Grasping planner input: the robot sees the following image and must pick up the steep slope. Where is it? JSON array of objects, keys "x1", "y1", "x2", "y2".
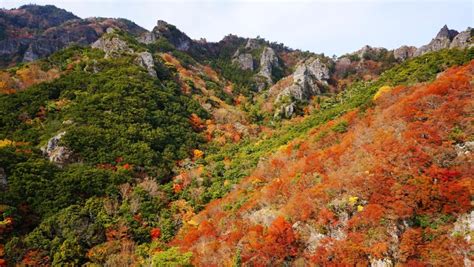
[
  {"x1": 0, "y1": 4, "x2": 473, "y2": 266},
  {"x1": 172, "y1": 52, "x2": 473, "y2": 266},
  {"x1": 0, "y1": 5, "x2": 146, "y2": 67}
]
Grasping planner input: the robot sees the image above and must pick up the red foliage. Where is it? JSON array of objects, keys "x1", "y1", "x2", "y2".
[
  {"x1": 150, "y1": 228, "x2": 161, "y2": 240},
  {"x1": 242, "y1": 217, "x2": 297, "y2": 265}
]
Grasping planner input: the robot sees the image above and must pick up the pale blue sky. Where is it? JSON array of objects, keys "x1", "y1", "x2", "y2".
[{"x1": 1, "y1": 0, "x2": 473, "y2": 55}]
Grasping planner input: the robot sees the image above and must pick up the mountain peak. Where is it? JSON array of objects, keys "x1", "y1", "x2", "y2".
[{"x1": 435, "y1": 24, "x2": 459, "y2": 40}]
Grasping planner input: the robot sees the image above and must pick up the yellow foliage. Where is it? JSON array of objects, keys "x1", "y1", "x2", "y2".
[
  {"x1": 348, "y1": 196, "x2": 359, "y2": 206},
  {"x1": 187, "y1": 219, "x2": 199, "y2": 226},
  {"x1": 357, "y1": 205, "x2": 364, "y2": 212},
  {"x1": 373, "y1": 85, "x2": 392, "y2": 100},
  {"x1": 193, "y1": 149, "x2": 204, "y2": 159},
  {"x1": 0, "y1": 139, "x2": 14, "y2": 148}
]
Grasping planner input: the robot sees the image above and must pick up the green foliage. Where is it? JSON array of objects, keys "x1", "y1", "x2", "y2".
[
  {"x1": 19, "y1": 198, "x2": 107, "y2": 263},
  {"x1": 332, "y1": 120, "x2": 349, "y2": 133},
  {"x1": 211, "y1": 59, "x2": 255, "y2": 97},
  {"x1": 151, "y1": 247, "x2": 193, "y2": 267}
]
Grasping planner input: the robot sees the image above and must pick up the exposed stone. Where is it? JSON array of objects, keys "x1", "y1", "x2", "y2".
[
  {"x1": 452, "y1": 211, "x2": 474, "y2": 267},
  {"x1": 91, "y1": 30, "x2": 133, "y2": 58},
  {"x1": 258, "y1": 46, "x2": 280, "y2": 85},
  {"x1": 415, "y1": 25, "x2": 459, "y2": 56},
  {"x1": 135, "y1": 51, "x2": 157, "y2": 77},
  {"x1": 271, "y1": 57, "x2": 329, "y2": 118},
  {"x1": 138, "y1": 32, "x2": 156, "y2": 44},
  {"x1": 393, "y1": 45, "x2": 417, "y2": 61},
  {"x1": 41, "y1": 132, "x2": 75, "y2": 166},
  {"x1": 152, "y1": 20, "x2": 192, "y2": 51},
  {"x1": 452, "y1": 211, "x2": 474, "y2": 242},
  {"x1": 232, "y1": 53, "x2": 254, "y2": 71},
  {"x1": 450, "y1": 28, "x2": 473, "y2": 49},
  {"x1": 352, "y1": 45, "x2": 388, "y2": 60},
  {"x1": 245, "y1": 207, "x2": 278, "y2": 227},
  {"x1": 370, "y1": 258, "x2": 394, "y2": 267},
  {"x1": 455, "y1": 141, "x2": 474, "y2": 157},
  {"x1": 0, "y1": 167, "x2": 7, "y2": 187},
  {"x1": 292, "y1": 222, "x2": 325, "y2": 253},
  {"x1": 245, "y1": 38, "x2": 261, "y2": 50}
]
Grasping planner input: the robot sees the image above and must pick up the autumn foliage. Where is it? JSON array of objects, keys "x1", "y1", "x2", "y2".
[{"x1": 172, "y1": 61, "x2": 474, "y2": 265}]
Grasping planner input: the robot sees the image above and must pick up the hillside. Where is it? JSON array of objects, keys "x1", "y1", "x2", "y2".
[{"x1": 0, "y1": 4, "x2": 473, "y2": 267}]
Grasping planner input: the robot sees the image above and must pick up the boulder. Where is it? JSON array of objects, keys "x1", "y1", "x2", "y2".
[
  {"x1": 135, "y1": 51, "x2": 157, "y2": 77},
  {"x1": 41, "y1": 132, "x2": 75, "y2": 166}
]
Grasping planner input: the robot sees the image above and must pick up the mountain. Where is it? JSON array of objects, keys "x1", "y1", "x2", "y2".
[
  {"x1": 0, "y1": 5, "x2": 146, "y2": 66},
  {"x1": 0, "y1": 4, "x2": 472, "y2": 266}
]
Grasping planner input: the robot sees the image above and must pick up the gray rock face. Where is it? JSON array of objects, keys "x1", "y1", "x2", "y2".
[
  {"x1": 152, "y1": 20, "x2": 192, "y2": 51},
  {"x1": 0, "y1": 167, "x2": 7, "y2": 187},
  {"x1": 245, "y1": 38, "x2": 260, "y2": 50},
  {"x1": 138, "y1": 32, "x2": 156, "y2": 44},
  {"x1": 91, "y1": 29, "x2": 133, "y2": 58},
  {"x1": 272, "y1": 57, "x2": 329, "y2": 118},
  {"x1": 135, "y1": 51, "x2": 157, "y2": 77},
  {"x1": 450, "y1": 28, "x2": 473, "y2": 49},
  {"x1": 414, "y1": 25, "x2": 461, "y2": 56},
  {"x1": 232, "y1": 52, "x2": 254, "y2": 70},
  {"x1": 258, "y1": 46, "x2": 279, "y2": 85},
  {"x1": 353, "y1": 45, "x2": 387, "y2": 60},
  {"x1": 393, "y1": 45, "x2": 417, "y2": 61},
  {"x1": 41, "y1": 132, "x2": 75, "y2": 165}
]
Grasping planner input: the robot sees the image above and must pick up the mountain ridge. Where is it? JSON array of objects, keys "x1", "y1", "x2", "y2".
[{"x1": 0, "y1": 4, "x2": 472, "y2": 267}]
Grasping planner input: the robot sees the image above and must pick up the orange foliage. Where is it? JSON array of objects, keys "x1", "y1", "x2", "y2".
[{"x1": 172, "y1": 61, "x2": 474, "y2": 266}]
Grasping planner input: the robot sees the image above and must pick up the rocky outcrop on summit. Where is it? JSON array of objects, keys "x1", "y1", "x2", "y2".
[
  {"x1": 0, "y1": 5, "x2": 146, "y2": 66},
  {"x1": 91, "y1": 28, "x2": 133, "y2": 58},
  {"x1": 151, "y1": 20, "x2": 192, "y2": 51},
  {"x1": 414, "y1": 25, "x2": 461, "y2": 56},
  {"x1": 450, "y1": 28, "x2": 473, "y2": 49},
  {"x1": 352, "y1": 45, "x2": 388, "y2": 60},
  {"x1": 393, "y1": 45, "x2": 417, "y2": 61},
  {"x1": 258, "y1": 47, "x2": 280, "y2": 85},
  {"x1": 271, "y1": 57, "x2": 330, "y2": 117}
]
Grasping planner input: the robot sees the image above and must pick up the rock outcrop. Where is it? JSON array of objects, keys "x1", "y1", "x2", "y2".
[
  {"x1": 0, "y1": 5, "x2": 146, "y2": 66},
  {"x1": 232, "y1": 52, "x2": 254, "y2": 71},
  {"x1": 450, "y1": 28, "x2": 473, "y2": 49},
  {"x1": 393, "y1": 45, "x2": 417, "y2": 61},
  {"x1": 258, "y1": 46, "x2": 280, "y2": 85},
  {"x1": 41, "y1": 132, "x2": 75, "y2": 166},
  {"x1": 415, "y1": 25, "x2": 460, "y2": 56},
  {"x1": 91, "y1": 28, "x2": 133, "y2": 58},
  {"x1": 271, "y1": 57, "x2": 330, "y2": 117},
  {"x1": 135, "y1": 51, "x2": 157, "y2": 77},
  {"x1": 151, "y1": 20, "x2": 192, "y2": 51}
]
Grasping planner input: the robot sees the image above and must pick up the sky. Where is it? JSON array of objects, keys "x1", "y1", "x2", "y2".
[{"x1": 1, "y1": 0, "x2": 473, "y2": 56}]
